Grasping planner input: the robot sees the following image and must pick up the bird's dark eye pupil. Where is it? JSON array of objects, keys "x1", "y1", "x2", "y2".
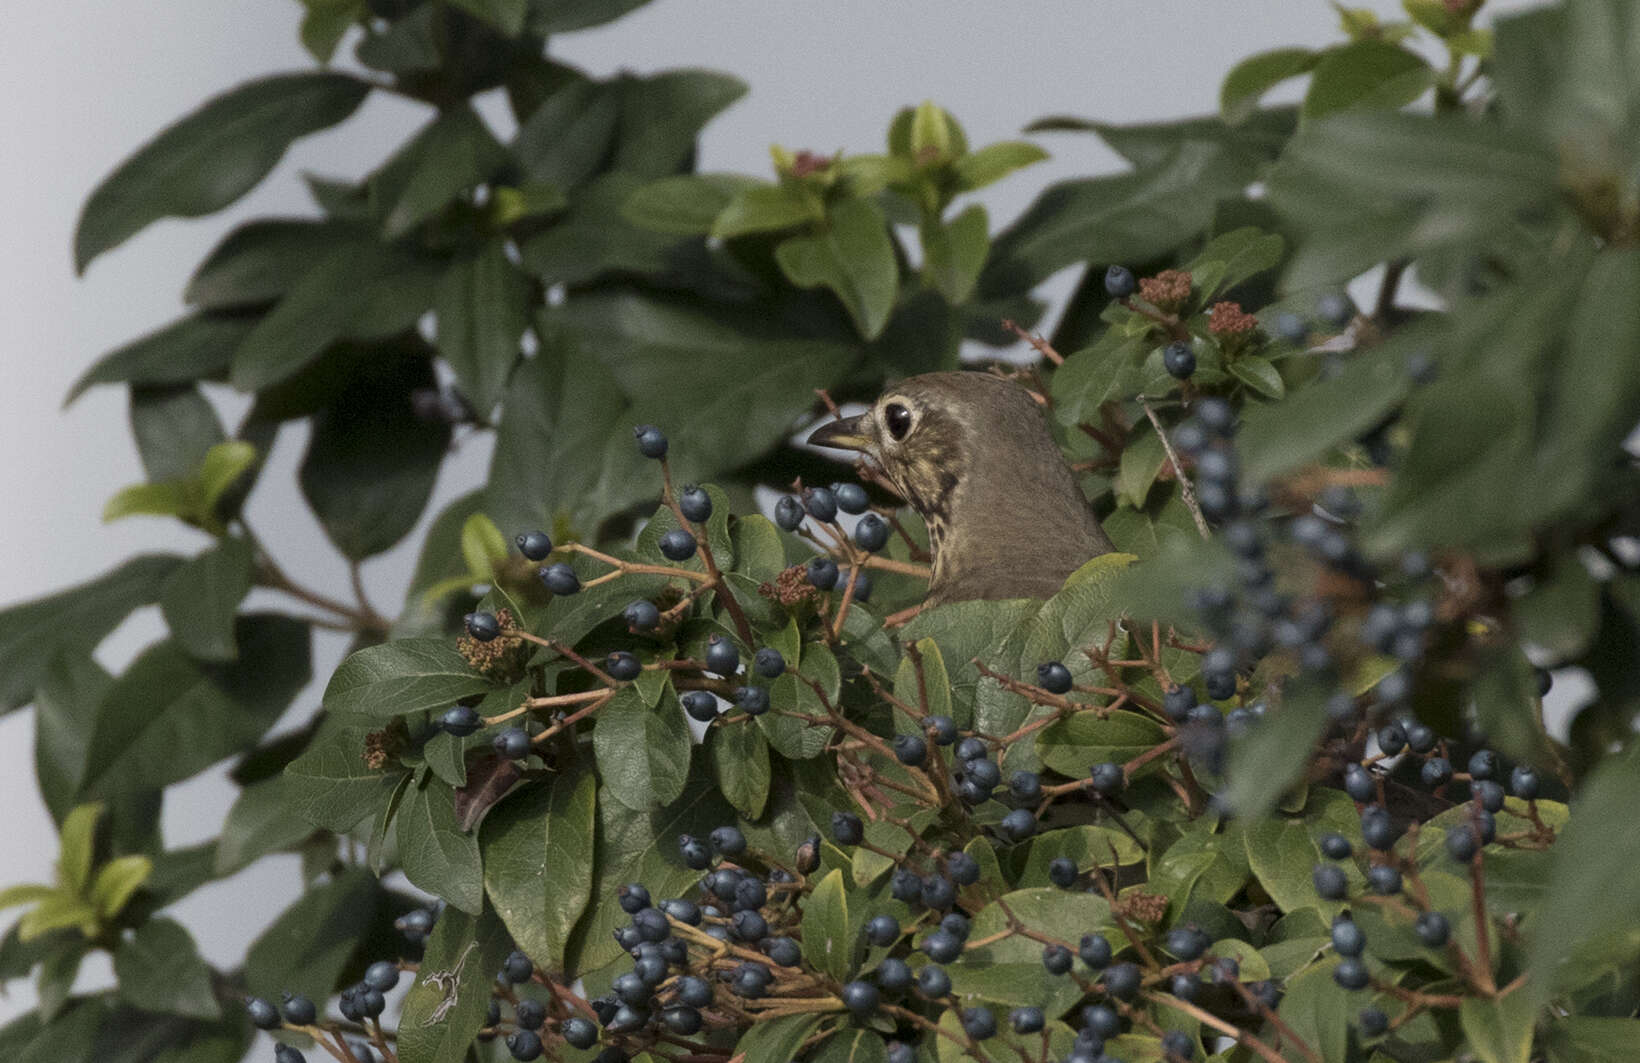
[{"x1": 885, "y1": 403, "x2": 912, "y2": 441}]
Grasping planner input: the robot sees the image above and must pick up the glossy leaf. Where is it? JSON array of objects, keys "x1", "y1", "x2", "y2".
[
  {"x1": 436, "y1": 240, "x2": 531, "y2": 416},
  {"x1": 33, "y1": 657, "x2": 112, "y2": 824},
  {"x1": 283, "y1": 712, "x2": 405, "y2": 832},
  {"x1": 371, "y1": 105, "x2": 509, "y2": 239},
  {"x1": 482, "y1": 771, "x2": 595, "y2": 969},
  {"x1": 1221, "y1": 47, "x2": 1319, "y2": 124},
  {"x1": 112, "y1": 918, "x2": 219, "y2": 1019},
  {"x1": 397, "y1": 777, "x2": 485, "y2": 915},
  {"x1": 244, "y1": 868, "x2": 378, "y2": 1002},
  {"x1": 594, "y1": 686, "x2": 692, "y2": 811},
  {"x1": 324, "y1": 638, "x2": 494, "y2": 718},
  {"x1": 214, "y1": 774, "x2": 316, "y2": 876},
  {"x1": 159, "y1": 537, "x2": 253, "y2": 662},
  {"x1": 775, "y1": 197, "x2": 899, "y2": 339},
  {"x1": 801, "y1": 869, "x2": 852, "y2": 982},
  {"x1": 397, "y1": 906, "x2": 512, "y2": 1063}
]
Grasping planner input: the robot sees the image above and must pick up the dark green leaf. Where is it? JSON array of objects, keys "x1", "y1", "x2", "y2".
[
  {"x1": 922, "y1": 204, "x2": 989, "y2": 304},
  {"x1": 1036, "y1": 710, "x2": 1167, "y2": 777},
  {"x1": 524, "y1": 0, "x2": 656, "y2": 34},
  {"x1": 711, "y1": 719, "x2": 771, "y2": 818},
  {"x1": 610, "y1": 69, "x2": 747, "y2": 178},
  {"x1": 1221, "y1": 48, "x2": 1320, "y2": 125},
  {"x1": 370, "y1": 105, "x2": 509, "y2": 239},
  {"x1": 801, "y1": 868, "x2": 852, "y2": 982},
  {"x1": 518, "y1": 174, "x2": 696, "y2": 288},
  {"x1": 1301, "y1": 40, "x2": 1434, "y2": 119},
  {"x1": 622, "y1": 173, "x2": 759, "y2": 235},
  {"x1": 1222, "y1": 680, "x2": 1329, "y2": 819},
  {"x1": 185, "y1": 219, "x2": 367, "y2": 309},
  {"x1": 397, "y1": 776, "x2": 485, "y2": 914},
  {"x1": 737, "y1": 1014, "x2": 824, "y2": 1063},
  {"x1": 1238, "y1": 343, "x2": 1413, "y2": 483},
  {"x1": 283, "y1": 713, "x2": 405, "y2": 832},
  {"x1": 112, "y1": 917, "x2": 219, "y2": 1019},
  {"x1": 299, "y1": 347, "x2": 450, "y2": 560},
  {"x1": 513, "y1": 76, "x2": 621, "y2": 188},
  {"x1": 594, "y1": 686, "x2": 692, "y2": 811},
  {"x1": 1116, "y1": 424, "x2": 1168, "y2": 509},
  {"x1": 130, "y1": 385, "x2": 224, "y2": 483},
  {"x1": 1186, "y1": 226, "x2": 1286, "y2": 300},
  {"x1": 482, "y1": 771, "x2": 595, "y2": 969},
  {"x1": 1228, "y1": 354, "x2": 1285, "y2": 399},
  {"x1": 955, "y1": 889, "x2": 1111, "y2": 1015},
  {"x1": 33, "y1": 656, "x2": 112, "y2": 824},
  {"x1": 297, "y1": 0, "x2": 362, "y2": 64},
  {"x1": 1542, "y1": 1016, "x2": 1640, "y2": 1063},
  {"x1": 398, "y1": 489, "x2": 486, "y2": 635},
  {"x1": 215, "y1": 774, "x2": 317, "y2": 876},
  {"x1": 1275, "y1": 962, "x2": 1351, "y2": 1063},
  {"x1": 66, "y1": 316, "x2": 251, "y2": 404},
  {"x1": 398, "y1": 906, "x2": 511, "y2": 1063},
  {"x1": 776, "y1": 198, "x2": 899, "y2": 339},
  {"x1": 435, "y1": 240, "x2": 530, "y2": 417},
  {"x1": 75, "y1": 72, "x2": 370, "y2": 272},
  {"x1": 245, "y1": 868, "x2": 378, "y2": 1002},
  {"x1": 1517, "y1": 558, "x2": 1601, "y2": 660},
  {"x1": 712, "y1": 183, "x2": 819, "y2": 239},
  {"x1": 1460, "y1": 992, "x2": 1536, "y2": 1063},
  {"x1": 159, "y1": 537, "x2": 253, "y2": 662},
  {"x1": 324, "y1": 638, "x2": 495, "y2": 719},
  {"x1": 1471, "y1": 645, "x2": 1559, "y2": 774},
  {"x1": 448, "y1": 0, "x2": 526, "y2": 34},
  {"x1": 81, "y1": 615, "x2": 310, "y2": 796}
]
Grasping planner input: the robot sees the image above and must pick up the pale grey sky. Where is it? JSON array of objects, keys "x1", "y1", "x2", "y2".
[{"x1": 0, "y1": 0, "x2": 1543, "y2": 1027}]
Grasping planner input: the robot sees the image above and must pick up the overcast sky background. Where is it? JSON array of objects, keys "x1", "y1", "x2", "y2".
[{"x1": 0, "y1": 0, "x2": 1545, "y2": 1026}]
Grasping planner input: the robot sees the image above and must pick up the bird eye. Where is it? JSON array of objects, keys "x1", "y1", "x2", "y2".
[{"x1": 884, "y1": 403, "x2": 912, "y2": 441}]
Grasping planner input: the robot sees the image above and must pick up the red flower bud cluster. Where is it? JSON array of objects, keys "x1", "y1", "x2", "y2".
[{"x1": 1139, "y1": 269, "x2": 1193, "y2": 312}]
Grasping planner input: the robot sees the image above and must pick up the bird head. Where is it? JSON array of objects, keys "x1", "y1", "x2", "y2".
[{"x1": 807, "y1": 371, "x2": 1112, "y2": 604}]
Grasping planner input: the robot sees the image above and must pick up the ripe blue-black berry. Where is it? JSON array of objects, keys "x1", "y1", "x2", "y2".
[
  {"x1": 886, "y1": 1043, "x2": 915, "y2": 1063},
  {"x1": 1367, "y1": 864, "x2": 1401, "y2": 895},
  {"x1": 681, "y1": 690, "x2": 718, "y2": 722},
  {"x1": 502, "y1": 950, "x2": 534, "y2": 984},
  {"x1": 850, "y1": 570, "x2": 873, "y2": 602},
  {"x1": 1344, "y1": 763, "x2": 1374, "y2": 802},
  {"x1": 1163, "y1": 341, "x2": 1197, "y2": 380},
  {"x1": 831, "y1": 811, "x2": 864, "y2": 846},
  {"x1": 804, "y1": 487, "x2": 838, "y2": 523},
  {"x1": 916, "y1": 965, "x2": 951, "y2": 996},
  {"x1": 1162, "y1": 1029, "x2": 1195, "y2": 1060},
  {"x1": 1318, "y1": 292, "x2": 1354, "y2": 327},
  {"x1": 364, "y1": 961, "x2": 399, "y2": 992},
  {"x1": 1171, "y1": 972, "x2": 1201, "y2": 1001},
  {"x1": 1204, "y1": 666, "x2": 1237, "y2": 701},
  {"x1": 1043, "y1": 943, "x2": 1073, "y2": 974},
  {"x1": 678, "y1": 834, "x2": 710, "y2": 869},
  {"x1": 1037, "y1": 661, "x2": 1073, "y2": 694},
  {"x1": 893, "y1": 733, "x2": 927, "y2": 765},
  {"x1": 606, "y1": 651, "x2": 641, "y2": 682},
  {"x1": 1105, "y1": 265, "x2": 1137, "y2": 298},
  {"x1": 1405, "y1": 721, "x2": 1437, "y2": 753},
  {"x1": 762, "y1": 935, "x2": 800, "y2": 966},
  {"x1": 1088, "y1": 762, "x2": 1124, "y2": 796},
  {"x1": 1313, "y1": 864, "x2": 1348, "y2": 900},
  {"x1": 664, "y1": 1006, "x2": 702, "y2": 1035},
  {"x1": 1320, "y1": 833, "x2": 1352, "y2": 860},
  {"x1": 281, "y1": 993, "x2": 316, "y2": 1025},
  {"x1": 961, "y1": 1007, "x2": 997, "y2": 1040},
  {"x1": 1010, "y1": 770, "x2": 1042, "y2": 803},
  {"x1": 1360, "y1": 806, "x2": 1397, "y2": 851},
  {"x1": 832, "y1": 482, "x2": 869, "y2": 514},
  {"x1": 735, "y1": 686, "x2": 769, "y2": 716},
  {"x1": 865, "y1": 915, "x2": 900, "y2": 946},
  {"x1": 464, "y1": 611, "x2": 500, "y2": 642},
  {"x1": 396, "y1": 908, "x2": 434, "y2": 941},
  {"x1": 920, "y1": 875, "x2": 956, "y2": 910},
  {"x1": 508, "y1": 1031, "x2": 544, "y2": 1061},
  {"x1": 441, "y1": 705, "x2": 481, "y2": 737},
  {"x1": 705, "y1": 635, "x2": 739, "y2": 676},
  {"x1": 1474, "y1": 780, "x2": 1505, "y2": 812},
  {"x1": 1333, "y1": 956, "x2": 1370, "y2": 990},
  {"x1": 774, "y1": 495, "x2": 804, "y2": 531},
  {"x1": 999, "y1": 808, "x2": 1035, "y2": 841},
  {"x1": 806, "y1": 557, "x2": 839, "y2": 590},
  {"x1": 1174, "y1": 419, "x2": 1209, "y2": 455},
  {"x1": 1195, "y1": 397, "x2": 1235, "y2": 436},
  {"x1": 1251, "y1": 980, "x2": 1282, "y2": 1008},
  {"x1": 659, "y1": 529, "x2": 697, "y2": 562},
  {"x1": 1103, "y1": 962, "x2": 1141, "y2": 1000},
  {"x1": 678, "y1": 485, "x2": 712, "y2": 523},
  {"x1": 336, "y1": 989, "x2": 362, "y2": 1021},
  {"x1": 515, "y1": 998, "x2": 546, "y2": 1030},
  {"x1": 753, "y1": 647, "x2": 785, "y2": 678},
  {"x1": 965, "y1": 758, "x2": 1001, "y2": 791},
  {"x1": 632, "y1": 909, "x2": 670, "y2": 943},
  {"x1": 734, "y1": 878, "x2": 767, "y2": 911},
  {"x1": 606, "y1": 1005, "x2": 647, "y2": 1033},
  {"x1": 624, "y1": 600, "x2": 660, "y2": 631},
  {"x1": 955, "y1": 736, "x2": 987, "y2": 762},
  {"x1": 540, "y1": 563, "x2": 579, "y2": 595},
  {"x1": 675, "y1": 976, "x2": 712, "y2": 1008},
  {"x1": 1414, "y1": 910, "x2": 1450, "y2": 947},
  {"x1": 633, "y1": 425, "x2": 668, "y2": 459},
  {"x1": 1467, "y1": 749, "x2": 1498, "y2": 780},
  {"x1": 926, "y1": 715, "x2": 957, "y2": 745},
  {"x1": 1048, "y1": 857, "x2": 1077, "y2": 888},
  {"x1": 275, "y1": 1046, "x2": 307, "y2": 1063},
  {"x1": 516, "y1": 530, "x2": 552, "y2": 560},
  {"x1": 1358, "y1": 1007, "x2": 1389, "y2": 1037},
  {"x1": 890, "y1": 869, "x2": 920, "y2": 903},
  {"x1": 1446, "y1": 823, "x2": 1479, "y2": 861},
  {"x1": 731, "y1": 910, "x2": 768, "y2": 942},
  {"x1": 1078, "y1": 933, "x2": 1112, "y2": 969},
  {"x1": 709, "y1": 825, "x2": 746, "y2": 855},
  {"x1": 1010, "y1": 1006, "x2": 1045, "y2": 1034},
  {"x1": 244, "y1": 990, "x2": 280, "y2": 1023},
  {"x1": 841, "y1": 981, "x2": 879, "y2": 1013},
  {"x1": 1376, "y1": 721, "x2": 1407, "y2": 755},
  {"x1": 1509, "y1": 764, "x2": 1539, "y2": 799},
  {"x1": 877, "y1": 957, "x2": 912, "y2": 991},
  {"x1": 1330, "y1": 917, "x2": 1365, "y2": 956},
  {"x1": 1421, "y1": 757, "x2": 1453, "y2": 788},
  {"x1": 854, "y1": 513, "x2": 889, "y2": 552},
  {"x1": 1163, "y1": 684, "x2": 1197, "y2": 721},
  {"x1": 1083, "y1": 1003, "x2": 1121, "y2": 1038},
  {"x1": 1166, "y1": 926, "x2": 1206, "y2": 961}
]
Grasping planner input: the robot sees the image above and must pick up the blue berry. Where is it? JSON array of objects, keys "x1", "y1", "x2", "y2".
[
  {"x1": 841, "y1": 980, "x2": 879, "y2": 1013},
  {"x1": 1163, "y1": 684, "x2": 1197, "y2": 721},
  {"x1": 606, "y1": 651, "x2": 641, "y2": 682},
  {"x1": 675, "y1": 976, "x2": 712, "y2": 1008},
  {"x1": 663, "y1": 1006, "x2": 702, "y2": 1035},
  {"x1": 1467, "y1": 749, "x2": 1499, "y2": 780},
  {"x1": 541, "y1": 563, "x2": 580, "y2": 595},
  {"x1": 1163, "y1": 341, "x2": 1197, "y2": 380},
  {"x1": 1195, "y1": 397, "x2": 1235, "y2": 436},
  {"x1": 1162, "y1": 1029, "x2": 1195, "y2": 1060},
  {"x1": 441, "y1": 705, "x2": 481, "y2": 737},
  {"x1": 1358, "y1": 1007, "x2": 1388, "y2": 1037},
  {"x1": 1330, "y1": 917, "x2": 1365, "y2": 957},
  {"x1": 806, "y1": 557, "x2": 839, "y2": 590},
  {"x1": 850, "y1": 571, "x2": 872, "y2": 602},
  {"x1": 1360, "y1": 806, "x2": 1397, "y2": 851},
  {"x1": 1474, "y1": 779, "x2": 1505, "y2": 812},
  {"x1": 681, "y1": 690, "x2": 718, "y2": 722},
  {"x1": 396, "y1": 908, "x2": 434, "y2": 941},
  {"x1": 774, "y1": 495, "x2": 804, "y2": 531},
  {"x1": 1333, "y1": 956, "x2": 1369, "y2": 990},
  {"x1": 1170, "y1": 972, "x2": 1201, "y2": 1001},
  {"x1": 1367, "y1": 864, "x2": 1401, "y2": 895},
  {"x1": 1103, "y1": 962, "x2": 1141, "y2": 1000},
  {"x1": 965, "y1": 758, "x2": 1001, "y2": 791},
  {"x1": 1083, "y1": 1003, "x2": 1121, "y2": 1038},
  {"x1": 833, "y1": 483, "x2": 870, "y2": 514},
  {"x1": 678, "y1": 834, "x2": 711, "y2": 869},
  {"x1": 1415, "y1": 910, "x2": 1450, "y2": 946},
  {"x1": 1446, "y1": 823, "x2": 1479, "y2": 861},
  {"x1": 1421, "y1": 757, "x2": 1453, "y2": 788},
  {"x1": 508, "y1": 1032, "x2": 543, "y2": 1061},
  {"x1": 803, "y1": 487, "x2": 838, "y2": 523},
  {"x1": 1010, "y1": 1006, "x2": 1045, "y2": 1034},
  {"x1": 753, "y1": 647, "x2": 785, "y2": 678},
  {"x1": 890, "y1": 869, "x2": 921, "y2": 903},
  {"x1": 634, "y1": 425, "x2": 668, "y2": 458},
  {"x1": 1105, "y1": 265, "x2": 1137, "y2": 298},
  {"x1": 678, "y1": 485, "x2": 712, "y2": 523},
  {"x1": 955, "y1": 736, "x2": 988, "y2": 762},
  {"x1": 999, "y1": 808, "x2": 1035, "y2": 842},
  {"x1": 1376, "y1": 722, "x2": 1406, "y2": 755},
  {"x1": 705, "y1": 635, "x2": 739, "y2": 677},
  {"x1": 865, "y1": 915, "x2": 900, "y2": 946},
  {"x1": 493, "y1": 727, "x2": 531, "y2": 759},
  {"x1": 1313, "y1": 864, "x2": 1348, "y2": 900},
  {"x1": 1509, "y1": 764, "x2": 1539, "y2": 799},
  {"x1": 1037, "y1": 661, "x2": 1073, "y2": 694},
  {"x1": 364, "y1": 961, "x2": 399, "y2": 992},
  {"x1": 926, "y1": 716, "x2": 957, "y2": 745},
  {"x1": 516, "y1": 530, "x2": 552, "y2": 560},
  {"x1": 947, "y1": 852, "x2": 980, "y2": 885},
  {"x1": 464, "y1": 611, "x2": 500, "y2": 642},
  {"x1": 659, "y1": 529, "x2": 697, "y2": 562},
  {"x1": 632, "y1": 908, "x2": 670, "y2": 943},
  {"x1": 1089, "y1": 762, "x2": 1124, "y2": 796},
  {"x1": 961, "y1": 1007, "x2": 997, "y2": 1040},
  {"x1": 1319, "y1": 833, "x2": 1352, "y2": 860},
  {"x1": 1274, "y1": 312, "x2": 1308, "y2": 344},
  {"x1": 515, "y1": 998, "x2": 545, "y2": 1030},
  {"x1": 1404, "y1": 721, "x2": 1437, "y2": 753},
  {"x1": 275, "y1": 1046, "x2": 308, "y2": 1063},
  {"x1": 854, "y1": 513, "x2": 889, "y2": 552},
  {"x1": 1048, "y1": 857, "x2": 1077, "y2": 888},
  {"x1": 1078, "y1": 933, "x2": 1112, "y2": 969},
  {"x1": 831, "y1": 811, "x2": 864, "y2": 846},
  {"x1": 618, "y1": 883, "x2": 651, "y2": 914},
  {"x1": 877, "y1": 957, "x2": 912, "y2": 991},
  {"x1": 735, "y1": 686, "x2": 769, "y2": 716},
  {"x1": 1010, "y1": 770, "x2": 1042, "y2": 803},
  {"x1": 730, "y1": 910, "x2": 768, "y2": 942},
  {"x1": 624, "y1": 600, "x2": 660, "y2": 631},
  {"x1": 281, "y1": 993, "x2": 316, "y2": 1025},
  {"x1": 1166, "y1": 925, "x2": 1206, "y2": 961},
  {"x1": 502, "y1": 950, "x2": 534, "y2": 984},
  {"x1": 762, "y1": 936, "x2": 799, "y2": 966},
  {"x1": 1042, "y1": 943, "x2": 1073, "y2": 974},
  {"x1": 1344, "y1": 763, "x2": 1374, "y2": 802},
  {"x1": 709, "y1": 825, "x2": 746, "y2": 855},
  {"x1": 916, "y1": 965, "x2": 951, "y2": 997},
  {"x1": 886, "y1": 1043, "x2": 915, "y2": 1063},
  {"x1": 893, "y1": 733, "x2": 927, "y2": 765},
  {"x1": 1318, "y1": 292, "x2": 1354, "y2": 327},
  {"x1": 923, "y1": 929, "x2": 962, "y2": 964},
  {"x1": 920, "y1": 875, "x2": 956, "y2": 910}
]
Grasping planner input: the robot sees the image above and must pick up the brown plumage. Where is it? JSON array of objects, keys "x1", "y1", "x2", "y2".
[{"x1": 808, "y1": 371, "x2": 1114, "y2": 606}]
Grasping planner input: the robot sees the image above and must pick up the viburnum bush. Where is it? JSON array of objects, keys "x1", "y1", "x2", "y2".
[{"x1": 4, "y1": 1, "x2": 1639, "y2": 1061}]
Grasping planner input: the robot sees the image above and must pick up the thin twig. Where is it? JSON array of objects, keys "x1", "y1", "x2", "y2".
[{"x1": 1139, "y1": 398, "x2": 1210, "y2": 540}]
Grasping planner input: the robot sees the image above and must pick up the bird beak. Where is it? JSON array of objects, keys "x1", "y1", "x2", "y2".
[{"x1": 807, "y1": 414, "x2": 873, "y2": 453}]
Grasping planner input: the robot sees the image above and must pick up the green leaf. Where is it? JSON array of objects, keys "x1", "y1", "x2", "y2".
[
  {"x1": 130, "y1": 384, "x2": 223, "y2": 483},
  {"x1": 80, "y1": 615, "x2": 311, "y2": 797},
  {"x1": 1460, "y1": 992, "x2": 1536, "y2": 1063},
  {"x1": 1543, "y1": 1017, "x2": 1640, "y2": 1063},
  {"x1": 1531, "y1": 742, "x2": 1640, "y2": 1004},
  {"x1": 1222, "y1": 680, "x2": 1329, "y2": 819},
  {"x1": 88, "y1": 856, "x2": 153, "y2": 922},
  {"x1": 513, "y1": 77, "x2": 621, "y2": 189},
  {"x1": 397, "y1": 906, "x2": 512, "y2": 1063},
  {"x1": 159, "y1": 537, "x2": 253, "y2": 662},
  {"x1": 1116, "y1": 424, "x2": 1168, "y2": 509},
  {"x1": 1228, "y1": 354, "x2": 1285, "y2": 399},
  {"x1": 609, "y1": 69, "x2": 747, "y2": 179},
  {"x1": 1238, "y1": 343, "x2": 1413, "y2": 483},
  {"x1": 447, "y1": 0, "x2": 526, "y2": 34},
  {"x1": 66, "y1": 314, "x2": 252, "y2": 404},
  {"x1": 324, "y1": 639, "x2": 494, "y2": 718},
  {"x1": 1302, "y1": 40, "x2": 1434, "y2": 119},
  {"x1": 711, "y1": 183, "x2": 819, "y2": 239},
  {"x1": 112, "y1": 917, "x2": 219, "y2": 1019},
  {"x1": 1243, "y1": 816, "x2": 1337, "y2": 918},
  {"x1": 482, "y1": 772, "x2": 595, "y2": 969},
  {"x1": 775, "y1": 197, "x2": 900, "y2": 340},
  {"x1": 57, "y1": 803, "x2": 101, "y2": 896},
  {"x1": 298, "y1": 350, "x2": 450, "y2": 560},
  {"x1": 1186, "y1": 226, "x2": 1286, "y2": 300},
  {"x1": 1036, "y1": 711, "x2": 1167, "y2": 778},
  {"x1": 1275, "y1": 961, "x2": 1351, "y2": 1063},
  {"x1": 0, "y1": 884, "x2": 56, "y2": 912},
  {"x1": 33, "y1": 657, "x2": 112, "y2": 824},
  {"x1": 594, "y1": 686, "x2": 692, "y2": 811},
  {"x1": 812, "y1": 1029, "x2": 888, "y2": 1063},
  {"x1": 74, "y1": 73, "x2": 370, "y2": 272},
  {"x1": 1517, "y1": 558, "x2": 1601, "y2": 659},
  {"x1": 297, "y1": 0, "x2": 363, "y2": 63},
  {"x1": 284, "y1": 713, "x2": 404, "y2": 832},
  {"x1": 955, "y1": 889, "x2": 1111, "y2": 1015},
  {"x1": 801, "y1": 869, "x2": 852, "y2": 982},
  {"x1": 397, "y1": 777, "x2": 485, "y2": 915},
  {"x1": 245, "y1": 868, "x2": 378, "y2": 1003},
  {"x1": 185, "y1": 218, "x2": 367, "y2": 310},
  {"x1": 737, "y1": 1014, "x2": 824, "y2": 1063},
  {"x1": 0, "y1": 555, "x2": 182, "y2": 714},
  {"x1": 909, "y1": 100, "x2": 957, "y2": 160},
  {"x1": 215, "y1": 774, "x2": 316, "y2": 876},
  {"x1": 370, "y1": 105, "x2": 509, "y2": 239},
  {"x1": 762, "y1": 641, "x2": 840, "y2": 759},
  {"x1": 436, "y1": 240, "x2": 531, "y2": 416},
  {"x1": 18, "y1": 894, "x2": 99, "y2": 941},
  {"x1": 459, "y1": 512, "x2": 509, "y2": 583},
  {"x1": 1221, "y1": 48, "x2": 1320, "y2": 125},
  {"x1": 711, "y1": 720, "x2": 772, "y2": 818},
  {"x1": 952, "y1": 140, "x2": 1048, "y2": 191},
  {"x1": 623, "y1": 173, "x2": 759, "y2": 235},
  {"x1": 922, "y1": 204, "x2": 989, "y2": 304},
  {"x1": 229, "y1": 241, "x2": 444, "y2": 392}
]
